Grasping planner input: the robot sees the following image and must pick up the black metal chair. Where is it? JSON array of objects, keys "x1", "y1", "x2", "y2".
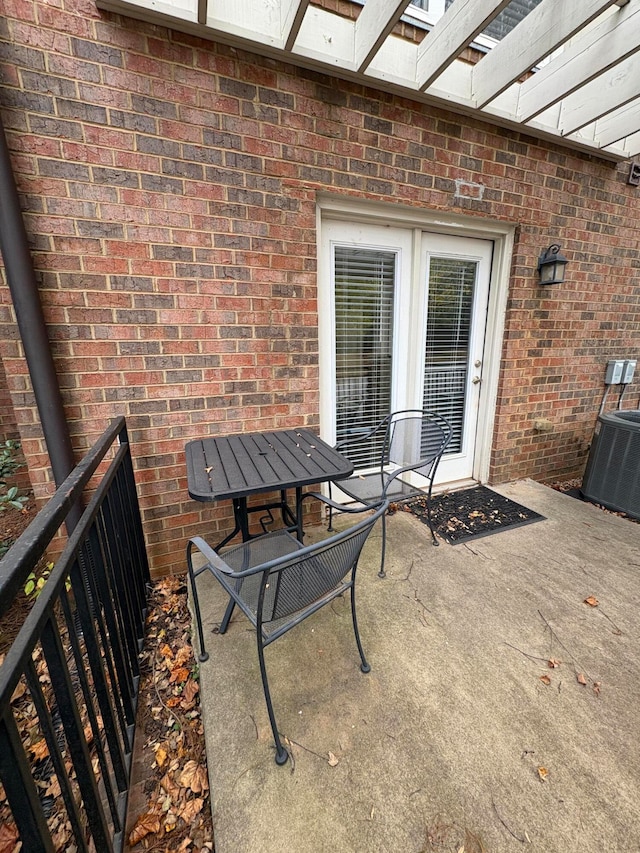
[
  {"x1": 187, "y1": 493, "x2": 388, "y2": 766},
  {"x1": 329, "y1": 410, "x2": 452, "y2": 578}
]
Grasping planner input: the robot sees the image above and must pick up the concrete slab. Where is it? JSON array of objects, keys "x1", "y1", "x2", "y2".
[{"x1": 192, "y1": 480, "x2": 640, "y2": 852}]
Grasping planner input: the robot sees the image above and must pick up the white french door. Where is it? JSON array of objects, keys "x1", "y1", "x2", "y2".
[{"x1": 322, "y1": 221, "x2": 493, "y2": 487}]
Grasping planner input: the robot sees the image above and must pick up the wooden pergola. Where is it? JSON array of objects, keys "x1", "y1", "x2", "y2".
[{"x1": 96, "y1": 0, "x2": 640, "y2": 162}]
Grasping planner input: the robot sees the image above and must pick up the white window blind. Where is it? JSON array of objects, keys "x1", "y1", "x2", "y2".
[
  {"x1": 334, "y1": 246, "x2": 395, "y2": 467},
  {"x1": 423, "y1": 257, "x2": 476, "y2": 454}
]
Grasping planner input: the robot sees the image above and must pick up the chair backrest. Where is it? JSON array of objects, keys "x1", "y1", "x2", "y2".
[
  {"x1": 385, "y1": 410, "x2": 451, "y2": 480},
  {"x1": 257, "y1": 501, "x2": 387, "y2": 629}
]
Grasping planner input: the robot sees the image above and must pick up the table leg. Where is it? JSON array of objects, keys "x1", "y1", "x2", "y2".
[
  {"x1": 295, "y1": 486, "x2": 303, "y2": 541},
  {"x1": 277, "y1": 489, "x2": 303, "y2": 540},
  {"x1": 236, "y1": 497, "x2": 250, "y2": 541},
  {"x1": 218, "y1": 498, "x2": 251, "y2": 630},
  {"x1": 212, "y1": 497, "x2": 244, "y2": 552}
]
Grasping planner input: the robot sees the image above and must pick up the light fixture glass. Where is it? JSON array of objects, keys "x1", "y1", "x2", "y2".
[{"x1": 537, "y1": 244, "x2": 568, "y2": 286}]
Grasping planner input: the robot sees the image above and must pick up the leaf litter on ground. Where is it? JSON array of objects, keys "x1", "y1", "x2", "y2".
[{"x1": 126, "y1": 575, "x2": 213, "y2": 852}]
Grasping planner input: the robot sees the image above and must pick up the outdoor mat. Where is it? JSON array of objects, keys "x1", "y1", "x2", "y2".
[{"x1": 409, "y1": 485, "x2": 545, "y2": 545}]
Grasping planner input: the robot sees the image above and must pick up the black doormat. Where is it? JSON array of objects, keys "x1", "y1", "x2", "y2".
[{"x1": 409, "y1": 485, "x2": 545, "y2": 545}]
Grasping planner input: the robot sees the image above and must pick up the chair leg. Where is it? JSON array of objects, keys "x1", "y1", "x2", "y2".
[
  {"x1": 186, "y1": 545, "x2": 209, "y2": 663},
  {"x1": 350, "y1": 583, "x2": 370, "y2": 673},
  {"x1": 219, "y1": 598, "x2": 236, "y2": 633},
  {"x1": 426, "y1": 495, "x2": 439, "y2": 546},
  {"x1": 257, "y1": 637, "x2": 289, "y2": 765},
  {"x1": 327, "y1": 483, "x2": 334, "y2": 531},
  {"x1": 377, "y1": 512, "x2": 387, "y2": 578}
]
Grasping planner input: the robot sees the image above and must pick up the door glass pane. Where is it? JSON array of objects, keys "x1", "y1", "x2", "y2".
[
  {"x1": 423, "y1": 257, "x2": 476, "y2": 453},
  {"x1": 334, "y1": 246, "x2": 394, "y2": 467}
]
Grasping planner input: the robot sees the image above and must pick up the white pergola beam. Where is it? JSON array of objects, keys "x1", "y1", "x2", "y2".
[
  {"x1": 354, "y1": 0, "x2": 410, "y2": 72},
  {"x1": 593, "y1": 99, "x2": 640, "y2": 147},
  {"x1": 560, "y1": 52, "x2": 640, "y2": 135},
  {"x1": 472, "y1": 0, "x2": 619, "y2": 109},
  {"x1": 292, "y1": 6, "x2": 355, "y2": 71},
  {"x1": 621, "y1": 130, "x2": 640, "y2": 157},
  {"x1": 517, "y1": 2, "x2": 640, "y2": 122},
  {"x1": 416, "y1": 0, "x2": 511, "y2": 92},
  {"x1": 282, "y1": 0, "x2": 310, "y2": 52}
]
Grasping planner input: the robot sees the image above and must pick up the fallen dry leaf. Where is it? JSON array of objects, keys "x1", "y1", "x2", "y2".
[
  {"x1": 577, "y1": 673, "x2": 587, "y2": 685},
  {"x1": 179, "y1": 797, "x2": 204, "y2": 823},
  {"x1": 155, "y1": 746, "x2": 168, "y2": 767},
  {"x1": 327, "y1": 752, "x2": 339, "y2": 767},
  {"x1": 169, "y1": 666, "x2": 190, "y2": 685},
  {"x1": 593, "y1": 681, "x2": 601, "y2": 697},
  {"x1": 29, "y1": 739, "x2": 49, "y2": 760},
  {"x1": 160, "y1": 772, "x2": 181, "y2": 800},
  {"x1": 10, "y1": 680, "x2": 27, "y2": 703},
  {"x1": 181, "y1": 679, "x2": 199, "y2": 706},
  {"x1": 539, "y1": 675, "x2": 551, "y2": 686},
  {"x1": 45, "y1": 776, "x2": 61, "y2": 798},
  {"x1": 128, "y1": 811, "x2": 162, "y2": 846},
  {"x1": 175, "y1": 646, "x2": 192, "y2": 667},
  {"x1": 0, "y1": 822, "x2": 19, "y2": 853},
  {"x1": 584, "y1": 595, "x2": 599, "y2": 607},
  {"x1": 547, "y1": 658, "x2": 561, "y2": 668},
  {"x1": 537, "y1": 766, "x2": 548, "y2": 782},
  {"x1": 179, "y1": 760, "x2": 209, "y2": 794}
]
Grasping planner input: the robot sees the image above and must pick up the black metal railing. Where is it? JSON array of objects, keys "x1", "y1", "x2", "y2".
[{"x1": 0, "y1": 416, "x2": 150, "y2": 853}]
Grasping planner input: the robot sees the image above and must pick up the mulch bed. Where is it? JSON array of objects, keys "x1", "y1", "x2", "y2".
[
  {"x1": 409, "y1": 485, "x2": 545, "y2": 545},
  {"x1": 124, "y1": 575, "x2": 213, "y2": 852}
]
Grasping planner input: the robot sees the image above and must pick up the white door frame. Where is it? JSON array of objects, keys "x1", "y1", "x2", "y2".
[{"x1": 317, "y1": 194, "x2": 515, "y2": 487}]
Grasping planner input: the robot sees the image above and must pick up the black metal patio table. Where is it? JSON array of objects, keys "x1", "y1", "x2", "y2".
[{"x1": 185, "y1": 427, "x2": 354, "y2": 549}]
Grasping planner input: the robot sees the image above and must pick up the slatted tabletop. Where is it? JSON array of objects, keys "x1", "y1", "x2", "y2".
[{"x1": 185, "y1": 428, "x2": 353, "y2": 502}]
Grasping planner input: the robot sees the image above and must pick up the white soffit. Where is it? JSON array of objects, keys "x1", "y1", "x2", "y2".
[{"x1": 95, "y1": 0, "x2": 640, "y2": 161}]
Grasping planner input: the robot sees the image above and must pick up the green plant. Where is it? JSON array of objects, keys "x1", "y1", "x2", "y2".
[
  {"x1": 24, "y1": 562, "x2": 55, "y2": 599},
  {"x1": 0, "y1": 439, "x2": 24, "y2": 482},
  {"x1": 0, "y1": 439, "x2": 28, "y2": 513},
  {"x1": 0, "y1": 485, "x2": 27, "y2": 512}
]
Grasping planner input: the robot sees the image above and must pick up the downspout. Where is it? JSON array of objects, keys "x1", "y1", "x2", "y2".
[{"x1": 0, "y1": 112, "x2": 78, "y2": 498}]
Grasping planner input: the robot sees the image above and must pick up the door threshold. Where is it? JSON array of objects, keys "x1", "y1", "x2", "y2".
[{"x1": 433, "y1": 478, "x2": 479, "y2": 496}]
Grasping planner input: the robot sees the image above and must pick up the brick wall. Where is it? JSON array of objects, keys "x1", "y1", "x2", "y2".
[
  {"x1": 0, "y1": 356, "x2": 19, "y2": 444},
  {"x1": 0, "y1": 0, "x2": 639, "y2": 576},
  {"x1": 0, "y1": 354, "x2": 31, "y2": 492}
]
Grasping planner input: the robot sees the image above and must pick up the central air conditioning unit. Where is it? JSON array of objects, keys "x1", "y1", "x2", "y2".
[{"x1": 581, "y1": 410, "x2": 640, "y2": 519}]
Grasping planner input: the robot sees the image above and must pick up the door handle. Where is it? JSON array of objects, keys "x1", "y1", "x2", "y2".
[{"x1": 472, "y1": 376, "x2": 482, "y2": 385}]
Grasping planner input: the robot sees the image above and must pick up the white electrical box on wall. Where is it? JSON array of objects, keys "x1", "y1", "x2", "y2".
[
  {"x1": 622, "y1": 360, "x2": 636, "y2": 384},
  {"x1": 605, "y1": 360, "x2": 624, "y2": 384}
]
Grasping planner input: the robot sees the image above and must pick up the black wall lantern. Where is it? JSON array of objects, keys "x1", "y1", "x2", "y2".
[{"x1": 537, "y1": 243, "x2": 568, "y2": 286}]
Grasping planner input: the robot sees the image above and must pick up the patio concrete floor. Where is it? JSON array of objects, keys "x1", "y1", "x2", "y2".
[{"x1": 192, "y1": 479, "x2": 640, "y2": 852}]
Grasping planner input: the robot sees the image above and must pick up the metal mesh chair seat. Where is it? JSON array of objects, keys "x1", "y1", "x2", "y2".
[
  {"x1": 187, "y1": 493, "x2": 387, "y2": 765},
  {"x1": 330, "y1": 410, "x2": 452, "y2": 577},
  {"x1": 211, "y1": 530, "x2": 360, "y2": 641},
  {"x1": 336, "y1": 471, "x2": 424, "y2": 503}
]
